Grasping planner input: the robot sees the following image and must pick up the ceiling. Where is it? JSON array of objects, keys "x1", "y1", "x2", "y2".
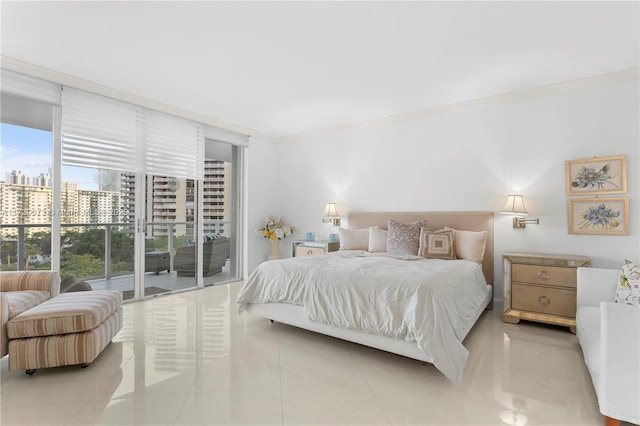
[{"x1": 1, "y1": 1, "x2": 638, "y2": 141}]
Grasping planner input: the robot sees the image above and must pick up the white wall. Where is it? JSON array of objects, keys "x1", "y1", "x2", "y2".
[
  {"x1": 246, "y1": 137, "x2": 280, "y2": 274},
  {"x1": 247, "y1": 77, "x2": 639, "y2": 304}
]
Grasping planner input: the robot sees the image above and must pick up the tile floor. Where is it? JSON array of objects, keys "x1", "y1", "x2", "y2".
[{"x1": 0, "y1": 281, "x2": 627, "y2": 425}]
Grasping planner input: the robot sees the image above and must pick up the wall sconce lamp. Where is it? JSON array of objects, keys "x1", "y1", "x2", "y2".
[
  {"x1": 500, "y1": 194, "x2": 540, "y2": 228},
  {"x1": 322, "y1": 203, "x2": 341, "y2": 226}
]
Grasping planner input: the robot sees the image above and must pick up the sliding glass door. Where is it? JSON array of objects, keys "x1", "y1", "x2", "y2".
[
  {"x1": 57, "y1": 168, "x2": 201, "y2": 300},
  {"x1": 202, "y1": 139, "x2": 244, "y2": 286},
  {"x1": 143, "y1": 174, "x2": 197, "y2": 296}
]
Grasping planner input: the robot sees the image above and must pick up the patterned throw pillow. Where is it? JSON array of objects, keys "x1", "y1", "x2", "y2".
[
  {"x1": 386, "y1": 219, "x2": 426, "y2": 256},
  {"x1": 615, "y1": 260, "x2": 640, "y2": 305},
  {"x1": 418, "y1": 228, "x2": 455, "y2": 259}
]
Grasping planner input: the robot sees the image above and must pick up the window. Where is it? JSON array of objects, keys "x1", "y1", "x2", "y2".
[{"x1": 1, "y1": 69, "x2": 248, "y2": 296}]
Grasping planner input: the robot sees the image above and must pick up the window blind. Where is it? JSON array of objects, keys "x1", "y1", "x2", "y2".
[
  {"x1": 62, "y1": 87, "x2": 204, "y2": 180},
  {"x1": 61, "y1": 87, "x2": 142, "y2": 173},
  {"x1": 143, "y1": 109, "x2": 204, "y2": 180}
]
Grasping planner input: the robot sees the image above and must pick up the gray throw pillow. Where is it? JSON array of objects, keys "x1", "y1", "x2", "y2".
[{"x1": 386, "y1": 219, "x2": 426, "y2": 255}]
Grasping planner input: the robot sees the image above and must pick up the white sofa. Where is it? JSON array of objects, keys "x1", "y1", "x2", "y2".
[{"x1": 576, "y1": 267, "x2": 639, "y2": 426}]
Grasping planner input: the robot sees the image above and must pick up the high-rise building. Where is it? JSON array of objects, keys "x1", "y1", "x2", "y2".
[
  {"x1": 5, "y1": 170, "x2": 30, "y2": 185},
  {"x1": 0, "y1": 183, "x2": 51, "y2": 227},
  {"x1": 150, "y1": 175, "x2": 186, "y2": 237},
  {"x1": 120, "y1": 172, "x2": 136, "y2": 225},
  {"x1": 1, "y1": 163, "x2": 230, "y2": 238},
  {"x1": 203, "y1": 160, "x2": 230, "y2": 235},
  {"x1": 60, "y1": 182, "x2": 125, "y2": 226},
  {"x1": 148, "y1": 160, "x2": 230, "y2": 238},
  {"x1": 0, "y1": 179, "x2": 125, "y2": 237},
  {"x1": 32, "y1": 169, "x2": 52, "y2": 187}
]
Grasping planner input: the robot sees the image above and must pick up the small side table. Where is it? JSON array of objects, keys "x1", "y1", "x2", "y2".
[
  {"x1": 145, "y1": 251, "x2": 171, "y2": 274},
  {"x1": 292, "y1": 240, "x2": 340, "y2": 257},
  {"x1": 502, "y1": 252, "x2": 591, "y2": 333}
]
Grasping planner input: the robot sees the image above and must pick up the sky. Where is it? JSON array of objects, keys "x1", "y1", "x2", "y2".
[{"x1": 1, "y1": 123, "x2": 99, "y2": 190}]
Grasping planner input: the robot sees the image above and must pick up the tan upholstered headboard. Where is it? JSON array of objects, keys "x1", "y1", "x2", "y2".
[{"x1": 348, "y1": 211, "x2": 494, "y2": 288}]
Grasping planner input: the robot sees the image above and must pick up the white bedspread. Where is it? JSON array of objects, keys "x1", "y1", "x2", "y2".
[{"x1": 237, "y1": 250, "x2": 490, "y2": 382}]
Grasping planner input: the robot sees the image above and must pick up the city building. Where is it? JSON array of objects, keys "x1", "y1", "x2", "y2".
[
  {"x1": 4, "y1": 169, "x2": 30, "y2": 186},
  {"x1": 0, "y1": 180, "x2": 125, "y2": 236}
]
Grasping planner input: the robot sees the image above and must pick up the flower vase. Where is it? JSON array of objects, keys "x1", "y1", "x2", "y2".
[{"x1": 268, "y1": 240, "x2": 281, "y2": 260}]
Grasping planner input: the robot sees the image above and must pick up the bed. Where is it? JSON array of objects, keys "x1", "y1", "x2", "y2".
[{"x1": 237, "y1": 211, "x2": 494, "y2": 382}]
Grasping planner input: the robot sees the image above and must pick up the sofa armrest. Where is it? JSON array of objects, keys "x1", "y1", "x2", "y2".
[
  {"x1": 1, "y1": 293, "x2": 8, "y2": 357},
  {"x1": 577, "y1": 267, "x2": 619, "y2": 310},
  {"x1": 599, "y1": 301, "x2": 640, "y2": 424}
]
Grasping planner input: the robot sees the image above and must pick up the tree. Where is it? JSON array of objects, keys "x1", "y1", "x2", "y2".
[
  {"x1": 27, "y1": 231, "x2": 51, "y2": 256},
  {"x1": 61, "y1": 253, "x2": 104, "y2": 279},
  {"x1": 62, "y1": 228, "x2": 134, "y2": 264},
  {"x1": 24, "y1": 243, "x2": 40, "y2": 270},
  {"x1": 1, "y1": 237, "x2": 16, "y2": 269},
  {"x1": 63, "y1": 228, "x2": 104, "y2": 259}
]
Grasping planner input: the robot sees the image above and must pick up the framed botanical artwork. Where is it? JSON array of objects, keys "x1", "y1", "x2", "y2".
[
  {"x1": 568, "y1": 198, "x2": 629, "y2": 235},
  {"x1": 565, "y1": 155, "x2": 627, "y2": 195}
]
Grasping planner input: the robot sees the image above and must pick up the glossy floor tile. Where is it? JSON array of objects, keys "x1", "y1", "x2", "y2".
[{"x1": 0, "y1": 281, "x2": 628, "y2": 425}]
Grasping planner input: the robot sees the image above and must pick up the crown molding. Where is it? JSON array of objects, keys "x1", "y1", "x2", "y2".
[
  {"x1": 275, "y1": 67, "x2": 640, "y2": 144},
  {"x1": 0, "y1": 55, "x2": 276, "y2": 143}
]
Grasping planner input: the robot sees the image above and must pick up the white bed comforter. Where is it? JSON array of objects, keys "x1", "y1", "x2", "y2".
[{"x1": 237, "y1": 250, "x2": 490, "y2": 382}]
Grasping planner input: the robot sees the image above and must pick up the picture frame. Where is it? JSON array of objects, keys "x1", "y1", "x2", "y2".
[
  {"x1": 568, "y1": 198, "x2": 629, "y2": 235},
  {"x1": 565, "y1": 155, "x2": 627, "y2": 195}
]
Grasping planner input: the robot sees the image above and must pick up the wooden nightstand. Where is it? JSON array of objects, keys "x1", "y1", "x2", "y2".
[
  {"x1": 502, "y1": 252, "x2": 592, "y2": 333},
  {"x1": 292, "y1": 240, "x2": 340, "y2": 257}
]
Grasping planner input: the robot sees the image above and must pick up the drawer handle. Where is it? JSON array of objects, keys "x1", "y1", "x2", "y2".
[
  {"x1": 307, "y1": 250, "x2": 314, "y2": 255},
  {"x1": 538, "y1": 270, "x2": 551, "y2": 281},
  {"x1": 538, "y1": 295, "x2": 551, "y2": 306}
]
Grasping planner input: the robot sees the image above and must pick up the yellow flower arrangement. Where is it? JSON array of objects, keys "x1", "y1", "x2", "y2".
[{"x1": 254, "y1": 216, "x2": 295, "y2": 242}]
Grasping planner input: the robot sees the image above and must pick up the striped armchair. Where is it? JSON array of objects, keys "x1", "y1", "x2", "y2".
[{"x1": 0, "y1": 271, "x2": 60, "y2": 357}]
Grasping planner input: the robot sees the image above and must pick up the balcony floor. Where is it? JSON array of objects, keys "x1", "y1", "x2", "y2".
[{"x1": 87, "y1": 261, "x2": 233, "y2": 301}]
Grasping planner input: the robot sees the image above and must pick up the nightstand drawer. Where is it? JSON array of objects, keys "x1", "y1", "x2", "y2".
[
  {"x1": 512, "y1": 264, "x2": 577, "y2": 289},
  {"x1": 295, "y1": 246, "x2": 325, "y2": 256},
  {"x1": 292, "y1": 240, "x2": 339, "y2": 257},
  {"x1": 512, "y1": 283, "x2": 576, "y2": 317}
]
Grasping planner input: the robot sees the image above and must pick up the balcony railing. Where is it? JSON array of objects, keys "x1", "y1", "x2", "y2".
[{"x1": 0, "y1": 220, "x2": 230, "y2": 278}]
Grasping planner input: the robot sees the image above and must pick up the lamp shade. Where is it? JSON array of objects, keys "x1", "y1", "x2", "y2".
[
  {"x1": 500, "y1": 195, "x2": 529, "y2": 215},
  {"x1": 323, "y1": 203, "x2": 339, "y2": 217}
]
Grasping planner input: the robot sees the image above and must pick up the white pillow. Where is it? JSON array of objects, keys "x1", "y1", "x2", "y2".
[
  {"x1": 339, "y1": 228, "x2": 369, "y2": 250},
  {"x1": 446, "y1": 227, "x2": 487, "y2": 264},
  {"x1": 368, "y1": 226, "x2": 388, "y2": 252}
]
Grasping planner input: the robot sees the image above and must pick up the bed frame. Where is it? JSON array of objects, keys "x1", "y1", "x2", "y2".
[{"x1": 245, "y1": 211, "x2": 494, "y2": 365}]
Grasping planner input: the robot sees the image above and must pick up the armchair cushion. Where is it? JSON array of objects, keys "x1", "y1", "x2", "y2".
[{"x1": 5, "y1": 291, "x2": 50, "y2": 320}]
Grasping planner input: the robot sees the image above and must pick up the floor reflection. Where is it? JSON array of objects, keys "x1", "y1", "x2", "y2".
[{"x1": 1, "y1": 283, "x2": 611, "y2": 426}]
